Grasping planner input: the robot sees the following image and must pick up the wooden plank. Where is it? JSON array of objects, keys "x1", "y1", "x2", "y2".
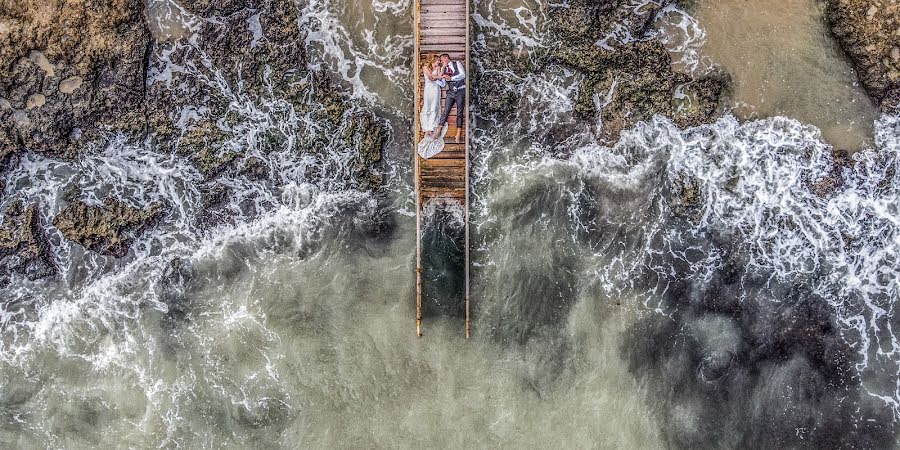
[
  {"x1": 421, "y1": 19, "x2": 466, "y2": 28},
  {"x1": 421, "y1": 28, "x2": 466, "y2": 37},
  {"x1": 422, "y1": 6, "x2": 466, "y2": 14},
  {"x1": 427, "y1": 183, "x2": 467, "y2": 190},
  {"x1": 421, "y1": 170, "x2": 465, "y2": 177},
  {"x1": 422, "y1": 3, "x2": 466, "y2": 11},
  {"x1": 429, "y1": 151, "x2": 466, "y2": 159},
  {"x1": 422, "y1": 170, "x2": 465, "y2": 178},
  {"x1": 422, "y1": 174, "x2": 466, "y2": 181},
  {"x1": 423, "y1": 174, "x2": 465, "y2": 181},
  {"x1": 422, "y1": 189, "x2": 466, "y2": 198},
  {"x1": 422, "y1": 157, "x2": 465, "y2": 166},
  {"x1": 422, "y1": 165, "x2": 465, "y2": 172},
  {"x1": 421, "y1": 158, "x2": 464, "y2": 167},
  {"x1": 422, "y1": 177, "x2": 466, "y2": 183},
  {"x1": 422, "y1": 35, "x2": 466, "y2": 45},
  {"x1": 421, "y1": 9, "x2": 465, "y2": 16}
]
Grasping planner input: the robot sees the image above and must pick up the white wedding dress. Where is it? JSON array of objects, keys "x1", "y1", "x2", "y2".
[{"x1": 418, "y1": 68, "x2": 447, "y2": 159}]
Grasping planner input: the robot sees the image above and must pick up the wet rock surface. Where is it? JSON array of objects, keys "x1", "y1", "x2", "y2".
[
  {"x1": 547, "y1": 0, "x2": 728, "y2": 143},
  {"x1": 0, "y1": 0, "x2": 152, "y2": 159},
  {"x1": 826, "y1": 0, "x2": 900, "y2": 112},
  {"x1": 149, "y1": 0, "x2": 386, "y2": 188},
  {"x1": 0, "y1": 201, "x2": 55, "y2": 285},
  {"x1": 0, "y1": 0, "x2": 387, "y2": 274},
  {"x1": 474, "y1": 0, "x2": 728, "y2": 144},
  {"x1": 53, "y1": 198, "x2": 163, "y2": 258}
]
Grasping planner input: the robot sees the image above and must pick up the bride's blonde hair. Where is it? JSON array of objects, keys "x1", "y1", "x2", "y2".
[{"x1": 421, "y1": 53, "x2": 439, "y2": 68}]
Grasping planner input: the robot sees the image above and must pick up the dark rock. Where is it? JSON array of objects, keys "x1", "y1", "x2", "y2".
[
  {"x1": 197, "y1": 183, "x2": 233, "y2": 229},
  {"x1": 810, "y1": 149, "x2": 852, "y2": 198},
  {"x1": 175, "y1": 120, "x2": 235, "y2": 180},
  {"x1": 0, "y1": 201, "x2": 55, "y2": 285},
  {"x1": 146, "y1": 0, "x2": 386, "y2": 189},
  {"x1": 826, "y1": 0, "x2": 900, "y2": 112},
  {"x1": 0, "y1": 0, "x2": 153, "y2": 159},
  {"x1": 546, "y1": 0, "x2": 728, "y2": 143},
  {"x1": 240, "y1": 157, "x2": 269, "y2": 181},
  {"x1": 342, "y1": 112, "x2": 384, "y2": 189},
  {"x1": 472, "y1": 40, "x2": 537, "y2": 116},
  {"x1": 672, "y1": 70, "x2": 731, "y2": 128},
  {"x1": 622, "y1": 225, "x2": 895, "y2": 448},
  {"x1": 53, "y1": 197, "x2": 163, "y2": 258}
]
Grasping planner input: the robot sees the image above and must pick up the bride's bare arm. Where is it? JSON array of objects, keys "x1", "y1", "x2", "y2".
[{"x1": 424, "y1": 66, "x2": 440, "y2": 81}]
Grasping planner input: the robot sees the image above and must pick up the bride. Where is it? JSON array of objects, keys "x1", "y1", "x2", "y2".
[{"x1": 418, "y1": 54, "x2": 447, "y2": 159}]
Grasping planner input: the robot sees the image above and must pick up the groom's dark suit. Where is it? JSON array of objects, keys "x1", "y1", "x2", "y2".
[{"x1": 438, "y1": 60, "x2": 466, "y2": 129}]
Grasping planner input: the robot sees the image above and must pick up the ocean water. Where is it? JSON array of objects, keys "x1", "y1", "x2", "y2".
[{"x1": 1, "y1": 0, "x2": 900, "y2": 447}]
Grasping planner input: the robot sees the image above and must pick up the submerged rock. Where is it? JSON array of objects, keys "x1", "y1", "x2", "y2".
[
  {"x1": 53, "y1": 198, "x2": 163, "y2": 258},
  {"x1": 826, "y1": 0, "x2": 900, "y2": 112},
  {"x1": 0, "y1": 0, "x2": 152, "y2": 159},
  {"x1": 197, "y1": 182, "x2": 234, "y2": 228},
  {"x1": 0, "y1": 201, "x2": 55, "y2": 285}
]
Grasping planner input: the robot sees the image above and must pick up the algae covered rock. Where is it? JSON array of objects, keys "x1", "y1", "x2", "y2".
[
  {"x1": 0, "y1": 201, "x2": 55, "y2": 284},
  {"x1": 175, "y1": 119, "x2": 235, "y2": 180},
  {"x1": 53, "y1": 198, "x2": 164, "y2": 258},
  {"x1": 672, "y1": 70, "x2": 731, "y2": 129},
  {"x1": 472, "y1": 40, "x2": 538, "y2": 116},
  {"x1": 343, "y1": 112, "x2": 385, "y2": 189},
  {"x1": 0, "y1": 0, "x2": 152, "y2": 158},
  {"x1": 826, "y1": 0, "x2": 900, "y2": 112},
  {"x1": 147, "y1": 0, "x2": 385, "y2": 189},
  {"x1": 546, "y1": 0, "x2": 728, "y2": 143}
]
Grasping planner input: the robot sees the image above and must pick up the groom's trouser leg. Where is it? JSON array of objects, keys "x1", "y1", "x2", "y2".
[{"x1": 439, "y1": 91, "x2": 458, "y2": 126}]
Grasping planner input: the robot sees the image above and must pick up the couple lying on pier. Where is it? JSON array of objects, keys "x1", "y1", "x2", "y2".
[{"x1": 418, "y1": 53, "x2": 466, "y2": 159}]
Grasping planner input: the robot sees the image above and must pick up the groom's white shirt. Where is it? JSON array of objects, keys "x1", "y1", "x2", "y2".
[{"x1": 447, "y1": 61, "x2": 466, "y2": 83}]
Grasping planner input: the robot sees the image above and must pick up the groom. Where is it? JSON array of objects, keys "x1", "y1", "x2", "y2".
[{"x1": 437, "y1": 53, "x2": 466, "y2": 143}]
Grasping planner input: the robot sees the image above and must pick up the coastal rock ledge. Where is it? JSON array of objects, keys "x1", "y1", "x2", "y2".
[
  {"x1": 53, "y1": 198, "x2": 163, "y2": 258},
  {"x1": 827, "y1": 0, "x2": 900, "y2": 112},
  {"x1": 0, "y1": 201, "x2": 55, "y2": 286}
]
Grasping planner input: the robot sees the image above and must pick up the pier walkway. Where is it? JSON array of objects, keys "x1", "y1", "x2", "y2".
[{"x1": 414, "y1": 0, "x2": 470, "y2": 337}]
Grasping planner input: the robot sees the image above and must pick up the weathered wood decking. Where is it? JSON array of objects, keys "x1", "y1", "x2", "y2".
[{"x1": 414, "y1": 0, "x2": 470, "y2": 337}]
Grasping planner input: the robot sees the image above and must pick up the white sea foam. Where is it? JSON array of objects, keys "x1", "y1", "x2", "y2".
[
  {"x1": 473, "y1": 0, "x2": 547, "y2": 48},
  {"x1": 522, "y1": 113, "x2": 900, "y2": 416},
  {"x1": 299, "y1": 0, "x2": 412, "y2": 104},
  {"x1": 0, "y1": 2, "x2": 388, "y2": 444},
  {"x1": 653, "y1": 4, "x2": 709, "y2": 75}
]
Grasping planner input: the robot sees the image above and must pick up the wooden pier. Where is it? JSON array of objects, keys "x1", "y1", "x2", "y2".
[{"x1": 414, "y1": 0, "x2": 470, "y2": 337}]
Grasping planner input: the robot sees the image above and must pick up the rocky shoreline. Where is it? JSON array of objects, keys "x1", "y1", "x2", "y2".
[
  {"x1": 473, "y1": 0, "x2": 729, "y2": 146},
  {"x1": 0, "y1": 0, "x2": 896, "y2": 286},
  {"x1": 0, "y1": 0, "x2": 387, "y2": 283},
  {"x1": 475, "y1": 0, "x2": 899, "y2": 146},
  {"x1": 548, "y1": 0, "x2": 729, "y2": 143},
  {"x1": 826, "y1": 0, "x2": 900, "y2": 113}
]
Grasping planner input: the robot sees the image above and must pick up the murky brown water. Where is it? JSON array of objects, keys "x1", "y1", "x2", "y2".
[
  {"x1": 686, "y1": 0, "x2": 879, "y2": 150},
  {"x1": 145, "y1": 0, "x2": 193, "y2": 42}
]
